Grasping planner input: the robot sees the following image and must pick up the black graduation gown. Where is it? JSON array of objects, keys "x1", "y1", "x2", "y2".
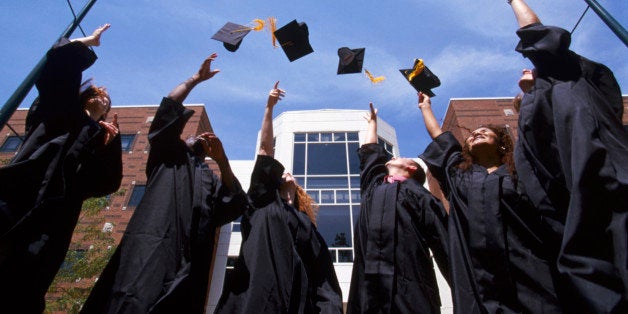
[
  {"x1": 513, "y1": 23, "x2": 628, "y2": 312},
  {"x1": 348, "y1": 143, "x2": 449, "y2": 314},
  {"x1": 215, "y1": 155, "x2": 342, "y2": 314},
  {"x1": 0, "y1": 38, "x2": 122, "y2": 313},
  {"x1": 421, "y1": 132, "x2": 562, "y2": 314},
  {"x1": 81, "y1": 98, "x2": 247, "y2": 314}
]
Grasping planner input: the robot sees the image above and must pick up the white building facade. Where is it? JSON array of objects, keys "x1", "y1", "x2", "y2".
[{"x1": 206, "y1": 109, "x2": 451, "y2": 313}]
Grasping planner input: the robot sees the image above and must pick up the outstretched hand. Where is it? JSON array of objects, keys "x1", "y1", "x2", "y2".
[
  {"x1": 418, "y1": 92, "x2": 431, "y2": 110},
  {"x1": 198, "y1": 132, "x2": 227, "y2": 162},
  {"x1": 267, "y1": 81, "x2": 286, "y2": 108},
  {"x1": 363, "y1": 103, "x2": 378, "y2": 123},
  {"x1": 193, "y1": 53, "x2": 221, "y2": 82},
  {"x1": 74, "y1": 24, "x2": 111, "y2": 47},
  {"x1": 99, "y1": 113, "x2": 119, "y2": 145}
]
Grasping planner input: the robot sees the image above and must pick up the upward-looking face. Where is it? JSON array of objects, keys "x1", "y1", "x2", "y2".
[
  {"x1": 385, "y1": 157, "x2": 417, "y2": 178},
  {"x1": 84, "y1": 95, "x2": 111, "y2": 121},
  {"x1": 466, "y1": 127, "x2": 499, "y2": 154},
  {"x1": 518, "y1": 68, "x2": 535, "y2": 93},
  {"x1": 279, "y1": 172, "x2": 298, "y2": 202}
]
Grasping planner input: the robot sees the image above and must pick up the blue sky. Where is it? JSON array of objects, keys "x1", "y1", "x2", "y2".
[{"x1": 1, "y1": 0, "x2": 626, "y2": 160}]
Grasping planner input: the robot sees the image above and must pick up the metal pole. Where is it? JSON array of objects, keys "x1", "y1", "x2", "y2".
[
  {"x1": 584, "y1": 0, "x2": 628, "y2": 47},
  {"x1": 0, "y1": 0, "x2": 98, "y2": 130}
]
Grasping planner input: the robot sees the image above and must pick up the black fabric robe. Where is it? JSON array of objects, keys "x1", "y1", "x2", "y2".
[
  {"x1": 421, "y1": 132, "x2": 562, "y2": 314},
  {"x1": 348, "y1": 143, "x2": 449, "y2": 314},
  {"x1": 513, "y1": 23, "x2": 628, "y2": 312},
  {"x1": 81, "y1": 97, "x2": 247, "y2": 314},
  {"x1": 215, "y1": 155, "x2": 342, "y2": 314},
  {"x1": 0, "y1": 38, "x2": 122, "y2": 313}
]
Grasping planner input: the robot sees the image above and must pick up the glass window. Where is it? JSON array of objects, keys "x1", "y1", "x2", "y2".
[
  {"x1": 293, "y1": 143, "x2": 305, "y2": 175},
  {"x1": 120, "y1": 134, "x2": 136, "y2": 151},
  {"x1": 351, "y1": 190, "x2": 361, "y2": 203},
  {"x1": 333, "y1": 132, "x2": 346, "y2": 141},
  {"x1": 0, "y1": 136, "x2": 22, "y2": 152},
  {"x1": 127, "y1": 185, "x2": 146, "y2": 207},
  {"x1": 317, "y1": 205, "x2": 352, "y2": 248},
  {"x1": 294, "y1": 133, "x2": 306, "y2": 142},
  {"x1": 306, "y1": 190, "x2": 319, "y2": 203},
  {"x1": 231, "y1": 216, "x2": 242, "y2": 232},
  {"x1": 307, "y1": 133, "x2": 319, "y2": 142},
  {"x1": 349, "y1": 176, "x2": 360, "y2": 189},
  {"x1": 336, "y1": 190, "x2": 350, "y2": 203},
  {"x1": 329, "y1": 249, "x2": 337, "y2": 263},
  {"x1": 307, "y1": 143, "x2": 347, "y2": 174},
  {"x1": 347, "y1": 132, "x2": 359, "y2": 141},
  {"x1": 307, "y1": 177, "x2": 348, "y2": 189},
  {"x1": 320, "y1": 133, "x2": 332, "y2": 142},
  {"x1": 338, "y1": 249, "x2": 354, "y2": 263},
  {"x1": 348, "y1": 142, "x2": 360, "y2": 174},
  {"x1": 351, "y1": 204, "x2": 361, "y2": 229},
  {"x1": 320, "y1": 190, "x2": 334, "y2": 204}
]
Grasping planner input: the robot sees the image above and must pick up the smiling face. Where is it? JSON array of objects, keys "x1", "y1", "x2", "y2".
[{"x1": 465, "y1": 127, "x2": 499, "y2": 155}]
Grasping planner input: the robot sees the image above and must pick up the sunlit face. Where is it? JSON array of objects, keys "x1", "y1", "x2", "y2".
[
  {"x1": 385, "y1": 157, "x2": 415, "y2": 178},
  {"x1": 518, "y1": 68, "x2": 535, "y2": 93},
  {"x1": 279, "y1": 172, "x2": 298, "y2": 204},
  {"x1": 84, "y1": 95, "x2": 111, "y2": 121},
  {"x1": 466, "y1": 127, "x2": 499, "y2": 153}
]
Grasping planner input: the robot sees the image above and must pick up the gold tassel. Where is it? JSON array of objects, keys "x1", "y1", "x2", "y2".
[
  {"x1": 268, "y1": 17, "x2": 278, "y2": 47},
  {"x1": 364, "y1": 69, "x2": 385, "y2": 84},
  {"x1": 230, "y1": 19, "x2": 266, "y2": 33},
  {"x1": 407, "y1": 59, "x2": 424, "y2": 82}
]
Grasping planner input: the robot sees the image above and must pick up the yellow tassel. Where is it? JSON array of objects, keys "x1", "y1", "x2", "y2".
[
  {"x1": 252, "y1": 19, "x2": 265, "y2": 31},
  {"x1": 268, "y1": 17, "x2": 278, "y2": 47},
  {"x1": 364, "y1": 69, "x2": 385, "y2": 84},
  {"x1": 407, "y1": 59, "x2": 424, "y2": 82}
]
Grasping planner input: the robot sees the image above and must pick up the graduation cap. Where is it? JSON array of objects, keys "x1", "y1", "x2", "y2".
[
  {"x1": 211, "y1": 22, "x2": 252, "y2": 52},
  {"x1": 337, "y1": 47, "x2": 365, "y2": 74},
  {"x1": 273, "y1": 19, "x2": 314, "y2": 62},
  {"x1": 399, "y1": 59, "x2": 440, "y2": 97}
]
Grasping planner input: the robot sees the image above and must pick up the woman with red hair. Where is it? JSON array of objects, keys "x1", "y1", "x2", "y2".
[{"x1": 216, "y1": 82, "x2": 342, "y2": 313}]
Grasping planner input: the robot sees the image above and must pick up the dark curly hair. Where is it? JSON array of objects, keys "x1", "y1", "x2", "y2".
[{"x1": 458, "y1": 124, "x2": 516, "y2": 179}]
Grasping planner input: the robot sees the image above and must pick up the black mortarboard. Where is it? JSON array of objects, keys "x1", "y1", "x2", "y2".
[
  {"x1": 273, "y1": 20, "x2": 314, "y2": 62},
  {"x1": 337, "y1": 47, "x2": 365, "y2": 74},
  {"x1": 211, "y1": 22, "x2": 251, "y2": 52},
  {"x1": 399, "y1": 59, "x2": 441, "y2": 97}
]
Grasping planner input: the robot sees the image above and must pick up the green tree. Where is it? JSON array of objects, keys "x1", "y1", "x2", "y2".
[{"x1": 45, "y1": 190, "x2": 124, "y2": 313}]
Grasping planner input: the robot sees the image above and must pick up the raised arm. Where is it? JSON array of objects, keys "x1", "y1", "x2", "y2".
[
  {"x1": 168, "y1": 53, "x2": 220, "y2": 104},
  {"x1": 199, "y1": 132, "x2": 237, "y2": 191},
  {"x1": 509, "y1": 0, "x2": 541, "y2": 28},
  {"x1": 417, "y1": 92, "x2": 443, "y2": 139},
  {"x1": 363, "y1": 103, "x2": 378, "y2": 145},
  {"x1": 71, "y1": 24, "x2": 111, "y2": 47},
  {"x1": 259, "y1": 81, "x2": 285, "y2": 157}
]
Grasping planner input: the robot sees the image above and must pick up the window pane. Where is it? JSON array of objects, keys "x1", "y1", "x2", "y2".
[
  {"x1": 320, "y1": 190, "x2": 334, "y2": 204},
  {"x1": 307, "y1": 177, "x2": 348, "y2": 189},
  {"x1": 349, "y1": 176, "x2": 360, "y2": 189},
  {"x1": 0, "y1": 136, "x2": 22, "y2": 152},
  {"x1": 351, "y1": 190, "x2": 361, "y2": 203},
  {"x1": 336, "y1": 190, "x2": 350, "y2": 203},
  {"x1": 348, "y1": 142, "x2": 360, "y2": 174},
  {"x1": 317, "y1": 205, "x2": 352, "y2": 248},
  {"x1": 333, "y1": 133, "x2": 346, "y2": 141},
  {"x1": 294, "y1": 133, "x2": 306, "y2": 142},
  {"x1": 128, "y1": 185, "x2": 146, "y2": 207},
  {"x1": 347, "y1": 132, "x2": 359, "y2": 141},
  {"x1": 306, "y1": 190, "x2": 319, "y2": 203},
  {"x1": 307, "y1": 143, "x2": 347, "y2": 174},
  {"x1": 320, "y1": 133, "x2": 332, "y2": 142},
  {"x1": 120, "y1": 134, "x2": 136, "y2": 151},
  {"x1": 307, "y1": 133, "x2": 319, "y2": 142},
  {"x1": 352, "y1": 204, "x2": 361, "y2": 230},
  {"x1": 231, "y1": 222, "x2": 241, "y2": 232},
  {"x1": 293, "y1": 143, "x2": 305, "y2": 175},
  {"x1": 329, "y1": 249, "x2": 337, "y2": 263},
  {"x1": 338, "y1": 249, "x2": 354, "y2": 263}
]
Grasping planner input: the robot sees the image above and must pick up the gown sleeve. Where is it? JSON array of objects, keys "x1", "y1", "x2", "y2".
[
  {"x1": 419, "y1": 131, "x2": 463, "y2": 197},
  {"x1": 358, "y1": 143, "x2": 388, "y2": 193}
]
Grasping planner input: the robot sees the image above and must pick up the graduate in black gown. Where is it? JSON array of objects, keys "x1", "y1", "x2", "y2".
[
  {"x1": 418, "y1": 92, "x2": 562, "y2": 313},
  {"x1": 0, "y1": 24, "x2": 122, "y2": 313},
  {"x1": 508, "y1": 1, "x2": 628, "y2": 312},
  {"x1": 82, "y1": 53, "x2": 247, "y2": 313},
  {"x1": 215, "y1": 82, "x2": 342, "y2": 314},
  {"x1": 347, "y1": 103, "x2": 449, "y2": 314}
]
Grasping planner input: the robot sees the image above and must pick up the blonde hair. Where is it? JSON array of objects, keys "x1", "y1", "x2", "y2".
[{"x1": 294, "y1": 185, "x2": 319, "y2": 226}]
